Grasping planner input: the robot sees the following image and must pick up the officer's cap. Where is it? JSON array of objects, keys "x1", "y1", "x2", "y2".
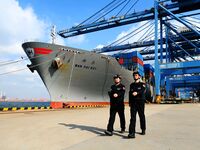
[
  {"x1": 133, "y1": 71, "x2": 140, "y2": 76},
  {"x1": 113, "y1": 74, "x2": 122, "y2": 79}
]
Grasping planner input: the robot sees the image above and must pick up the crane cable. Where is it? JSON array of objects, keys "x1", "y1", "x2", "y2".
[
  {"x1": 93, "y1": 0, "x2": 129, "y2": 23},
  {"x1": 125, "y1": 0, "x2": 140, "y2": 15},
  {"x1": 88, "y1": 0, "x2": 124, "y2": 24},
  {"x1": 0, "y1": 51, "x2": 67, "y2": 76},
  {"x1": 136, "y1": 22, "x2": 155, "y2": 42},
  {"x1": 77, "y1": 0, "x2": 119, "y2": 26},
  {"x1": 78, "y1": 0, "x2": 140, "y2": 25},
  {"x1": 115, "y1": 0, "x2": 132, "y2": 17},
  {"x1": 114, "y1": 21, "x2": 154, "y2": 46},
  {"x1": 0, "y1": 50, "x2": 59, "y2": 67},
  {"x1": 106, "y1": 20, "x2": 152, "y2": 47},
  {"x1": 78, "y1": 0, "x2": 129, "y2": 25},
  {"x1": 182, "y1": 18, "x2": 200, "y2": 30}
]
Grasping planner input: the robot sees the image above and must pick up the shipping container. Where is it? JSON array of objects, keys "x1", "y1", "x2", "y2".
[
  {"x1": 118, "y1": 58, "x2": 124, "y2": 65},
  {"x1": 132, "y1": 57, "x2": 144, "y2": 66},
  {"x1": 144, "y1": 64, "x2": 154, "y2": 72},
  {"x1": 112, "y1": 51, "x2": 144, "y2": 77},
  {"x1": 119, "y1": 51, "x2": 143, "y2": 60}
]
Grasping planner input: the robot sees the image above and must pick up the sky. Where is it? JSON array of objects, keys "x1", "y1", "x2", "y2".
[
  {"x1": 0, "y1": 0, "x2": 154, "y2": 99},
  {"x1": 0, "y1": 0, "x2": 198, "y2": 99}
]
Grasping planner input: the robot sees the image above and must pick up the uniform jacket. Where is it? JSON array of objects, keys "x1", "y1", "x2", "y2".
[
  {"x1": 108, "y1": 83, "x2": 125, "y2": 107},
  {"x1": 129, "y1": 81, "x2": 146, "y2": 104}
]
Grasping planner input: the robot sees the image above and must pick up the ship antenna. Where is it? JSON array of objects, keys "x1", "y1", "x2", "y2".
[{"x1": 51, "y1": 25, "x2": 56, "y2": 44}]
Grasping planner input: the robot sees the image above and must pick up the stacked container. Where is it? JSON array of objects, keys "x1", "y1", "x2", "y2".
[
  {"x1": 113, "y1": 51, "x2": 144, "y2": 77},
  {"x1": 144, "y1": 64, "x2": 154, "y2": 79}
]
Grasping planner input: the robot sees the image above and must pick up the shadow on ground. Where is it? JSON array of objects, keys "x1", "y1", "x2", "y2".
[
  {"x1": 59, "y1": 123, "x2": 128, "y2": 137},
  {"x1": 59, "y1": 123, "x2": 105, "y2": 135}
]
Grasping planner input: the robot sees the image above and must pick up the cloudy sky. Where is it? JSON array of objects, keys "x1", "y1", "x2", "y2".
[{"x1": 0, "y1": 0, "x2": 198, "y2": 99}]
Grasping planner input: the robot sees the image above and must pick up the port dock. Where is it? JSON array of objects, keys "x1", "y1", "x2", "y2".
[
  {"x1": 1, "y1": 104, "x2": 200, "y2": 150},
  {"x1": 0, "y1": 1, "x2": 200, "y2": 149}
]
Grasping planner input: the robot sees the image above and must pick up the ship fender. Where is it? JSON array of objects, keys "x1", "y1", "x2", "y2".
[{"x1": 52, "y1": 57, "x2": 63, "y2": 69}]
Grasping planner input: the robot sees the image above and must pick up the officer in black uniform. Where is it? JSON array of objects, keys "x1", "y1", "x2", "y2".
[
  {"x1": 128, "y1": 71, "x2": 146, "y2": 138},
  {"x1": 105, "y1": 74, "x2": 126, "y2": 136}
]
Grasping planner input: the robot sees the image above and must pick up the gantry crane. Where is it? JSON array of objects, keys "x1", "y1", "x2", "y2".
[{"x1": 57, "y1": 0, "x2": 200, "y2": 101}]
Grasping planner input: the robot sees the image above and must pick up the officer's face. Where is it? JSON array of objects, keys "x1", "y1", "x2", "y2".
[
  {"x1": 114, "y1": 77, "x2": 121, "y2": 84},
  {"x1": 133, "y1": 74, "x2": 140, "y2": 80}
]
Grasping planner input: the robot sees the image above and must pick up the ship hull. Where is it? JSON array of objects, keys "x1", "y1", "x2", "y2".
[{"x1": 22, "y1": 42, "x2": 134, "y2": 103}]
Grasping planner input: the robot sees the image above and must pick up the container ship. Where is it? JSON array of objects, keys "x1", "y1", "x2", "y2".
[{"x1": 22, "y1": 42, "x2": 154, "y2": 108}]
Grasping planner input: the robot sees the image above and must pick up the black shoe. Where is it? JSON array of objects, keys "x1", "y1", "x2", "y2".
[
  {"x1": 141, "y1": 130, "x2": 146, "y2": 135},
  {"x1": 105, "y1": 130, "x2": 113, "y2": 136},
  {"x1": 119, "y1": 129, "x2": 125, "y2": 133},
  {"x1": 128, "y1": 133, "x2": 135, "y2": 138}
]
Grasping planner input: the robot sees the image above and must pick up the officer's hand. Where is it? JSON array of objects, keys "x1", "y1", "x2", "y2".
[
  {"x1": 113, "y1": 93, "x2": 118, "y2": 97},
  {"x1": 132, "y1": 92, "x2": 137, "y2": 96}
]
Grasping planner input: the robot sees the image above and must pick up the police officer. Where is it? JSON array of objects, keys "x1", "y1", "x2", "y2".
[
  {"x1": 105, "y1": 74, "x2": 126, "y2": 136},
  {"x1": 128, "y1": 71, "x2": 146, "y2": 138}
]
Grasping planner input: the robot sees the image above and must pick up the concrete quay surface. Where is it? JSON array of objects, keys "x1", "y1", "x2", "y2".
[{"x1": 0, "y1": 104, "x2": 200, "y2": 150}]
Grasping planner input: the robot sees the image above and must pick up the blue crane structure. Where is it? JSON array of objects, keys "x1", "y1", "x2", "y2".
[
  {"x1": 160, "y1": 61, "x2": 200, "y2": 99},
  {"x1": 58, "y1": 0, "x2": 200, "y2": 102}
]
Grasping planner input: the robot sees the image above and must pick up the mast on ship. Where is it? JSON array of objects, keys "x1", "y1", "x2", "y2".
[{"x1": 51, "y1": 25, "x2": 56, "y2": 44}]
